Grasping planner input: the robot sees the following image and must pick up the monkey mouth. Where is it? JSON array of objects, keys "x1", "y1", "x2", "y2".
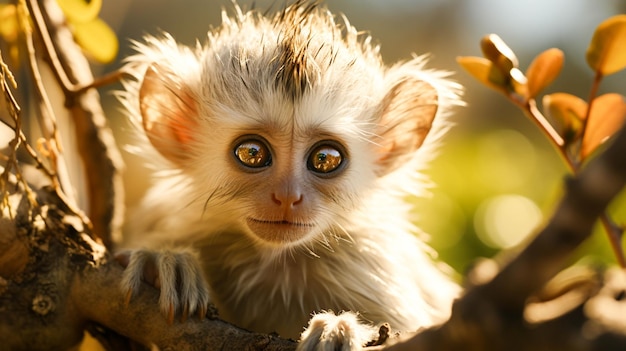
[
  {"x1": 247, "y1": 218, "x2": 313, "y2": 227},
  {"x1": 246, "y1": 217, "x2": 314, "y2": 244}
]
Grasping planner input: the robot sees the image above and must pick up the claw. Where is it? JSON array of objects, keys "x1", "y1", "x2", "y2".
[
  {"x1": 181, "y1": 303, "x2": 189, "y2": 323},
  {"x1": 167, "y1": 303, "x2": 175, "y2": 325},
  {"x1": 198, "y1": 304, "x2": 207, "y2": 320},
  {"x1": 124, "y1": 289, "x2": 133, "y2": 306}
]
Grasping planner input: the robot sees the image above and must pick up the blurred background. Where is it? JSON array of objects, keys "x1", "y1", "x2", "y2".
[{"x1": 95, "y1": 0, "x2": 626, "y2": 274}]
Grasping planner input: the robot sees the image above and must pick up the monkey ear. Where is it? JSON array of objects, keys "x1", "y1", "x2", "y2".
[
  {"x1": 139, "y1": 64, "x2": 198, "y2": 165},
  {"x1": 375, "y1": 77, "x2": 438, "y2": 176}
]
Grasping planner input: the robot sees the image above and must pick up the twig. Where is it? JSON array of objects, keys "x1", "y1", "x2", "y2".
[
  {"x1": 19, "y1": 0, "x2": 76, "y2": 204},
  {"x1": 580, "y1": 72, "x2": 603, "y2": 142},
  {"x1": 0, "y1": 53, "x2": 37, "y2": 209},
  {"x1": 509, "y1": 90, "x2": 626, "y2": 267},
  {"x1": 25, "y1": 0, "x2": 125, "y2": 245},
  {"x1": 25, "y1": 0, "x2": 79, "y2": 97}
]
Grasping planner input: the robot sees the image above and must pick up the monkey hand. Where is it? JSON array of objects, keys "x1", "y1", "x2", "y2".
[
  {"x1": 115, "y1": 248, "x2": 211, "y2": 323},
  {"x1": 297, "y1": 311, "x2": 379, "y2": 351}
]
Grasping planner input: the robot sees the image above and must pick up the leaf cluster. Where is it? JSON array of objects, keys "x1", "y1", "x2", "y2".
[
  {"x1": 458, "y1": 15, "x2": 626, "y2": 267},
  {"x1": 0, "y1": 0, "x2": 118, "y2": 64}
]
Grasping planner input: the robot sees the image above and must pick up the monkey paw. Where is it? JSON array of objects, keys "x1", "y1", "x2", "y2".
[
  {"x1": 297, "y1": 312, "x2": 378, "y2": 351},
  {"x1": 116, "y1": 248, "x2": 210, "y2": 323}
]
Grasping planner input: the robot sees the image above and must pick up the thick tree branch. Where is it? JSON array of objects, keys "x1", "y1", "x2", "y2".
[
  {"x1": 2, "y1": 2, "x2": 626, "y2": 350},
  {"x1": 71, "y1": 259, "x2": 298, "y2": 351},
  {"x1": 378, "y1": 122, "x2": 626, "y2": 350}
]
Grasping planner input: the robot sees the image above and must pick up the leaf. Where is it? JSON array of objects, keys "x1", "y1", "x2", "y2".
[
  {"x1": 526, "y1": 48, "x2": 564, "y2": 98},
  {"x1": 586, "y1": 15, "x2": 626, "y2": 75},
  {"x1": 56, "y1": 0, "x2": 102, "y2": 23},
  {"x1": 0, "y1": 4, "x2": 18, "y2": 42},
  {"x1": 481, "y1": 34, "x2": 519, "y2": 75},
  {"x1": 457, "y1": 56, "x2": 506, "y2": 92},
  {"x1": 71, "y1": 18, "x2": 118, "y2": 63},
  {"x1": 509, "y1": 67, "x2": 528, "y2": 98},
  {"x1": 581, "y1": 93, "x2": 626, "y2": 159},
  {"x1": 542, "y1": 93, "x2": 587, "y2": 145}
]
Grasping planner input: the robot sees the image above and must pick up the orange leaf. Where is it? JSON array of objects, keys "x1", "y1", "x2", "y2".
[
  {"x1": 481, "y1": 34, "x2": 519, "y2": 75},
  {"x1": 586, "y1": 15, "x2": 626, "y2": 75},
  {"x1": 526, "y1": 48, "x2": 564, "y2": 98},
  {"x1": 542, "y1": 93, "x2": 587, "y2": 144},
  {"x1": 457, "y1": 56, "x2": 506, "y2": 93},
  {"x1": 510, "y1": 67, "x2": 528, "y2": 98},
  {"x1": 581, "y1": 93, "x2": 626, "y2": 158}
]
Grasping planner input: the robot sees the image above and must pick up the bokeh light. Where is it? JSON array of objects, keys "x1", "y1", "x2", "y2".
[{"x1": 474, "y1": 194, "x2": 543, "y2": 249}]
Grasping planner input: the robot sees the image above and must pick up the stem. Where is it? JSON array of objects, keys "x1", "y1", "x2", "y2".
[
  {"x1": 579, "y1": 72, "x2": 603, "y2": 142},
  {"x1": 508, "y1": 92, "x2": 625, "y2": 268},
  {"x1": 26, "y1": 0, "x2": 77, "y2": 96},
  {"x1": 26, "y1": 0, "x2": 125, "y2": 97},
  {"x1": 579, "y1": 72, "x2": 625, "y2": 268},
  {"x1": 20, "y1": 0, "x2": 77, "y2": 205},
  {"x1": 600, "y1": 215, "x2": 626, "y2": 267},
  {"x1": 511, "y1": 97, "x2": 575, "y2": 172}
]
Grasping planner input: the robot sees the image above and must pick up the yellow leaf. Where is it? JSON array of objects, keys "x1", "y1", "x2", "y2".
[
  {"x1": 457, "y1": 56, "x2": 506, "y2": 93},
  {"x1": 480, "y1": 34, "x2": 519, "y2": 75},
  {"x1": 0, "y1": 4, "x2": 18, "y2": 42},
  {"x1": 55, "y1": 0, "x2": 101, "y2": 23},
  {"x1": 72, "y1": 18, "x2": 118, "y2": 63},
  {"x1": 586, "y1": 15, "x2": 626, "y2": 75},
  {"x1": 581, "y1": 93, "x2": 626, "y2": 159},
  {"x1": 526, "y1": 48, "x2": 564, "y2": 98},
  {"x1": 542, "y1": 93, "x2": 587, "y2": 144}
]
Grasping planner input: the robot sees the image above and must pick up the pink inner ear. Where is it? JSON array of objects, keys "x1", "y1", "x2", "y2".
[
  {"x1": 139, "y1": 64, "x2": 198, "y2": 164},
  {"x1": 375, "y1": 78, "x2": 438, "y2": 175}
]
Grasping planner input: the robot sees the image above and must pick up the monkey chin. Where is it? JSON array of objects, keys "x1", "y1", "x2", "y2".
[{"x1": 245, "y1": 218, "x2": 315, "y2": 246}]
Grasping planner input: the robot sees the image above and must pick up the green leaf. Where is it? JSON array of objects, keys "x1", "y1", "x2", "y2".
[
  {"x1": 56, "y1": 0, "x2": 101, "y2": 23},
  {"x1": 581, "y1": 93, "x2": 626, "y2": 159},
  {"x1": 586, "y1": 15, "x2": 626, "y2": 75},
  {"x1": 542, "y1": 93, "x2": 586, "y2": 145},
  {"x1": 526, "y1": 48, "x2": 564, "y2": 99},
  {"x1": 72, "y1": 17, "x2": 118, "y2": 63}
]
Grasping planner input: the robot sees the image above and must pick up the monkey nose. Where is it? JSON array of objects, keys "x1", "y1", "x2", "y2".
[{"x1": 271, "y1": 192, "x2": 303, "y2": 208}]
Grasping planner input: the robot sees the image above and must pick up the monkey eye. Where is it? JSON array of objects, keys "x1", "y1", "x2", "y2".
[
  {"x1": 307, "y1": 141, "x2": 346, "y2": 175},
  {"x1": 234, "y1": 137, "x2": 272, "y2": 169}
]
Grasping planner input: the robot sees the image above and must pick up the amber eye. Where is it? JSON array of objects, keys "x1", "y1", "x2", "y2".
[
  {"x1": 307, "y1": 142, "x2": 345, "y2": 175},
  {"x1": 234, "y1": 138, "x2": 272, "y2": 169}
]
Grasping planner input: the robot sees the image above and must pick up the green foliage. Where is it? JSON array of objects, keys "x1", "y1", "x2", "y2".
[{"x1": 457, "y1": 15, "x2": 626, "y2": 267}]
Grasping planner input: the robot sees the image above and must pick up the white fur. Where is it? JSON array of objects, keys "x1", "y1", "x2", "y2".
[{"x1": 117, "y1": 1, "x2": 463, "y2": 349}]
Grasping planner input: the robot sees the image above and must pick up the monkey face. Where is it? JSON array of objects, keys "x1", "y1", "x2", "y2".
[
  {"x1": 127, "y1": 2, "x2": 452, "y2": 249},
  {"x1": 227, "y1": 133, "x2": 352, "y2": 245}
]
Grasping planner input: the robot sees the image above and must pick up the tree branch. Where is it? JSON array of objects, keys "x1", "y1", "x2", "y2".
[
  {"x1": 377, "y1": 121, "x2": 626, "y2": 350},
  {"x1": 27, "y1": 0, "x2": 125, "y2": 247}
]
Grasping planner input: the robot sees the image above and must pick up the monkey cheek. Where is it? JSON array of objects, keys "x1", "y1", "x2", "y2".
[{"x1": 245, "y1": 218, "x2": 314, "y2": 246}]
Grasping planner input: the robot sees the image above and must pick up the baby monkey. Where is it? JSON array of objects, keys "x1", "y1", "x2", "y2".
[{"x1": 118, "y1": 1, "x2": 462, "y2": 349}]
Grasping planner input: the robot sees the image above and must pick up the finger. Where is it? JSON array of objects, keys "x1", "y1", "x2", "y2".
[
  {"x1": 157, "y1": 251, "x2": 180, "y2": 322},
  {"x1": 120, "y1": 250, "x2": 153, "y2": 305}
]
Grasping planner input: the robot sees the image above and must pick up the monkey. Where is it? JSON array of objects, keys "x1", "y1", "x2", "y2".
[{"x1": 116, "y1": 1, "x2": 463, "y2": 349}]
